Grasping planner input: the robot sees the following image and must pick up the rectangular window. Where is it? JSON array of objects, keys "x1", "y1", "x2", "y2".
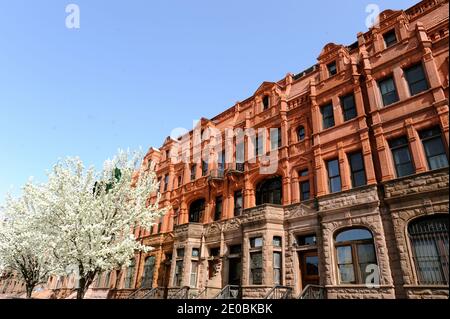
[
  {"x1": 327, "y1": 159, "x2": 341, "y2": 193},
  {"x1": 202, "y1": 160, "x2": 208, "y2": 176},
  {"x1": 229, "y1": 245, "x2": 242, "y2": 255},
  {"x1": 190, "y1": 261, "x2": 198, "y2": 287},
  {"x1": 273, "y1": 252, "x2": 282, "y2": 285},
  {"x1": 164, "y1": 174, "x2": 169, "y2": 192},
  {"x1": 177, "y1": 248, "x2": 185, "y2": 258},
  {"x1": 192, "y1": 248, "x2": 200, "y2": 257},
  {"x1": 273, "y1": 236, "x2": 282, "y2": 247},
  {"x1": 234, "y1": 191, "x2": 243, "y2": 217},
  {"x1": 348, "y1": 152, "x2": 367, "y2": 188},
  {"x1": 218, "y1": 150, "x2": 225, "y2": 171},
  {"x1": 327, "y1": 61, "x2": 337, "y2": 76},
  {"x1": 419, "y1": 127, "x2": 449, "y2": 170},
  {"x1": 214, "y1": 196, "x2": 223, "y2": 221},
  {"x1": 321, "y1": 103, "x2": 335, "y2": 129},
  {"x1": 389, "y1": 137, "x2": 415, "y2": 177},
  {"x1": 190, "y1": 165, "x2": 196, "y2": 181},
  {"x1": 255, "y1": 133, "x2": 264, "y2": 156},
  {"x1": 299, "y1": 169, "x2": 308, "y2": 177},
  {"x1": 405, "y1": 63, "x2": 429, "y2": 96},
  {"x1": 383, "y1": 29, "x2": 397, "y2": 48},
  {"x1": 250, "y1": 237, "x2": 263, "y2": 248},
  {"x1": 250, "y1": 252, "x2": 263, "y2": 285},
  {"x1": 177, "y1": 175, "x2": 182, "y2": 188},
  {"x1": 341, "y1": 94, "x2": 357, "y2": 122},
  {"x1": 297, "y1": 234, "x2": 317, "y2": 246},
  {"x1": 378, "y1": 77, "x2": 399, "y2": 106},
  {"x1": 270, "y1": 128, "x2": 282, "y2": 150},
  {"x1": 263, "y1": 95, "x2": 270, "y2": 110},
  {"x1": 174, "y1": 261, "x2": 183, "y2": 287},
  {"x1": 300, "y1": 181, "x2": 310, "y2": 201}
]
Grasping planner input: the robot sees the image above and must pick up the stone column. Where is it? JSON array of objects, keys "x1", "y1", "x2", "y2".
[{"x1": 338, "y1": 142, "x2": 351, "y2": 191}]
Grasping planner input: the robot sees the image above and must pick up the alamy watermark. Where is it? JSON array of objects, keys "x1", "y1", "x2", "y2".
[{"x1": 65, "y1": 4, "x2": 80, "y2": 29}]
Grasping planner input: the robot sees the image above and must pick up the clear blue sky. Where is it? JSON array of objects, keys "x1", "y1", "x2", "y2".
[{"x1": 0, "y1": 0, "x2": 418, "y2": 201}]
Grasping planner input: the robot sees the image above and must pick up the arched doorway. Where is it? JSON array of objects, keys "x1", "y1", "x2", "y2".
[
  {"x1": 256, "y1": 176, "x2": 282, "y2": 205},
  {"x1": 189, "y1": 199, "x2": 206, "y2": 223}
]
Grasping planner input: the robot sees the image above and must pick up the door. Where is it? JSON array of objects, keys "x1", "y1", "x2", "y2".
[
  {"x1": 299, "y1": 251, "x2": 320, "y2": 289},
  {"x1": 228, "y1": 258, "x2": 242, "y2": 286}
]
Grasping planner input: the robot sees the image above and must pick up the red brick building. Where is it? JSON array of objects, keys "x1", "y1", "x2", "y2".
[{"x1": 1, "y1": 0, "x2": 448, "y2": 299}]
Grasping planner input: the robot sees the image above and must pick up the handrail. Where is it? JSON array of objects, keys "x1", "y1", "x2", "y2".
[
  {"x1": 298, "y1": 284, "x2": 326, "y2": 299},
  {"x1": 127, "y1": 287, "x2": 150, "y2": 299},
  {"x1": 168, "y1": 286, "x2": 190, "y2": 299},
  {"x1": 214, "y1": 285, "x2": 241, "y2": 299},
  {"x1": 142, "y1": 287, "x2": 163, "y2": 299},
  {"x1": 264, "y1": 285, "x2": 293, "y2": 299}
]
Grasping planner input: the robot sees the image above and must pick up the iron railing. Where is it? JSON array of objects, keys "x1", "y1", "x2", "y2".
[
  {"x1": 229, "y1": 163, "x2": 245, "y2": 173},
  {"x1": 298, "y1": 285, "x2": 326, "y2": 299},
  {"x1": 142, "y1": 287, "x2": 165, "y2": 299},
  {"x1": 127, "y1": 287, "x2": 150, "y2": 299},
  {"x1": 264, "y1": 285, "x2": 293, "y2": 299},
  {"x1": 168, "y1": 286, "x2": 190, "y2": 299},
  {"x1": 214, "y1": 285, "x2": 241, "y2": 299}
]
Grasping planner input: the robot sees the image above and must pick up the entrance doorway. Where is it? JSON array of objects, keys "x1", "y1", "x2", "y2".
[
  {"x1": 299, "y1": 251, "x2": 320, "y2": 289},
  {"x1": 228, "y1": 258, "x2": 242, "y2": 286}
]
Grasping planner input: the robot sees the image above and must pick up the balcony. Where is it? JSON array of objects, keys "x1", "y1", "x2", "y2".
[
  {"x1": 209, "y1": 169, "x2": 225, "y2": 180},
  {"x1": 228, "y1": 163, "x2": 245, "y2": 174}
]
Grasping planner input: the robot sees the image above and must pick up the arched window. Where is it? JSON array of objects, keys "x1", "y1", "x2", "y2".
[
  {"x1": 189, "y1": 199, "x2": 206, "y2": 223},
  {"x1": 141, "y1": 256, "x2": 156, "y2": 288},
  {"x1": 256, "y1": 176, "x2": 282, "y2": 206},
  {"x1": 335, "y1": 228, "x2": 377, "y2": 284},
  {"x1": 408, "y1": 215, "x2": 449, "y2": 285},
  {"x1": 297, "y1": 126, "x2": 305, "y2": 142},
  {"x1": 124, "y1": 259, "x2": 136, "y2": 289}
]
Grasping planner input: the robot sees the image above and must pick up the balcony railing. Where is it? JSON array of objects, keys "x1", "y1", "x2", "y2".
[
  {"x1": 209, "y1": 169, "x2": 225, "y2": 180},
  {"x1": 214, "y1": 285, "x2": 241, "y2": 299},
  {"x1": 298, "y1": 285, "x2": 326, "y2": 299},
  {"x1": 127, "y1": 287, "x2": 150, "y2": 299},
  {"x1": 264, "y1": 285, "x2": 293, "y2": 299},
  {"x1": 229, "y1": 163, "x2": 245, "y2": 173}
]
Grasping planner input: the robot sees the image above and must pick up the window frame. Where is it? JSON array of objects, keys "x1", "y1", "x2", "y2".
[
  {"x1": 419, "y1": 127, "x2": 449, "y2": 171},
  {"x1": 321, "y1": 103, "x2": 335, "y2": 129},
  {"x1": 327, "y1": 159, "x2": 342, "y2": 193},
  {"x1": 378, "y1": 76, "x2": 399, "y2": 107},
  {"x1": 327, "y1": 61, "x2": 337, "y2": 77},
  {"x1": 404, "y1": 63, "x2": 429, "y2": 96},
  {"x1": 334, "y1": 228, "x2": 378, "y2": 285},
  {"x1": 340, "y1": 93, "x2": 357, "y2": 122},
  {"x1": 389, "y1": 136, "x2": 415, "y2": 178},
  {"x1": 383, "y1": 29, "x2": 398, "y2": 48},
  {"x1": 297, "y1": 126, "x2": 306, "y2": 142},
  {"x1": 348, "y1": 151, "x2": 367, "y2": 188}
]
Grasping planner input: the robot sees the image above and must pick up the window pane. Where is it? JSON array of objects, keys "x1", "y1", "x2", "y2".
[
  {"x1": 327, "y1": 159, "x2": 339, "y2": 177},
  {"x1": 405, "y1": 64, "x2": 428, "y2": 96},
  {"x1": 330, "y1": 177, "x2": 341, "y2": 193},
  {"x1": 273, "y1": 252, "x2": 282, "y2": 268},
  {"x1": 423, "y1": 139, "x2": 448, "y2": 170},
  {"x1": 297, "y1": 126, "x2": 305, "y2": 141},
  {"x1": 383, "y1": 30, "x2": 397, "y2": 47},
  {"x1": 341, "y1": 94, "x2": 357, "y2": 121},
  {"x1": 337, "y1": 246, "x2": 353, "y2": 264},
  {"x1": 321, "y1": 104, "x2": 335, "y2": 129},
  {"x1": 357, "y1": 244, "x2": 376, "y2": 264},
  {"x1": 273, "y1": 236, "x2": 282, "y2": 247},
  {"x1": 305, "y1": 256, "x2": 319, "y2": 276},
  {"x1": 379, "y1": 77, "x2": 399, "y2": 106},
  {"x1": 300, "y1": 181, "x2": 310, "y2": 201},
  {"x1": 336, "y1": 229, "x2": 373, "y2": 243},
  {"x1": 338, "y1": 265, "x2": 355, "y2": 284}
]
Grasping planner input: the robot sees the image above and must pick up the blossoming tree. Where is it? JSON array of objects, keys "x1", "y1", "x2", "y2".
[
  {"x1": 31, "y1": 150, "x2": 166, "y2": 299},
  {"x1": 0, "y1": 184, "x2": 56, "y2": 298}
]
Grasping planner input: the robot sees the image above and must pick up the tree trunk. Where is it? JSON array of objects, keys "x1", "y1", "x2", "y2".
[
  {"x1": 25, "y1": 284, "x2": 35, "y2": 299},
  {"x1": 76, "y1": 272, "x2": 97, "y2": 299}
]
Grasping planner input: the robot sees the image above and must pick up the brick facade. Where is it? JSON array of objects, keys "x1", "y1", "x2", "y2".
[{"x1": 1, "y1": 0, "x2": 448, "y2": 300}]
